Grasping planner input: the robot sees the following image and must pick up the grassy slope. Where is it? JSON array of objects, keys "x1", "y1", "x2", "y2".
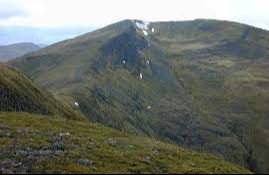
[
  {"x1": 0, "y1": 64, "x2": 83, "y2": 120},
  {"x1": 0, "y1": 112, "x2": 251, "y2": 174},
  {"x1": 9, "y1": 19, "x2": 269, "y2": 173},
  {"x1": 155, "y1": 20, "x2": 269, "y2": 173},
  {"x1": 170, "y1": 57, "x2": 269, "y2": 173}
]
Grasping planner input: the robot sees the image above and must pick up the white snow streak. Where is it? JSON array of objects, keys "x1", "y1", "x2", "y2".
[
  {"x1": 142, "y1": 30, "x2": 148, "y2": 36},
  {"x1": 136, "y1": 21, "x2": 150, "y2": 36},
  {"x1": 136, "y1": 21, "x2": 149, "y2": 30}
]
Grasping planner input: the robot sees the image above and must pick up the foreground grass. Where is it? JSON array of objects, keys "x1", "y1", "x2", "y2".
[{"x1": 0, "y1": 112, "x2": 251, "y2": 174}]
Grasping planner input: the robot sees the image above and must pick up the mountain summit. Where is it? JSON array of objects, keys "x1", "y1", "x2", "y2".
[{"x1": 10, "y1": 19, "x2": 269, "y2": 173}]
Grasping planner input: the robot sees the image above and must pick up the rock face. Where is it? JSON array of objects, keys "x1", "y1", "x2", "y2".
[
  {"x1": 10, "y1": 19, "x2": 269, "y2": 173},
  {"x1": 94, "y1": 26, "x2": 149, "y2": 74}
]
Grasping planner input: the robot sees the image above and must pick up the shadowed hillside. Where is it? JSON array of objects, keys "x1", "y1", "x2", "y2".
[{"x1": 0, "y1": 64, "x2": 82, "y2": 120}]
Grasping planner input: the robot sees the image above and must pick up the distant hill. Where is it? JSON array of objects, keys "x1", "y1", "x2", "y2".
[
  {"x1": 10, "y1": 19, "x2": 269, "y2": 173},
  {"x1": 0, "y1": 43, "x2": 40, "y2": 62}
]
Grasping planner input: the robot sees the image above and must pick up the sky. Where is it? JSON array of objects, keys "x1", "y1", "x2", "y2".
[{"x1": 0, "y1": 0, "x2": 269, "y2": 45}]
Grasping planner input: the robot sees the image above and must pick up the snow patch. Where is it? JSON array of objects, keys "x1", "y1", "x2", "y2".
[
  {"x1": 136, "y1": 21, "x2": 149, "y2": 30},
  {"x1": 142, "y1": 30, "x2": 148, "y2": 36},
  {"x1": 147, "y1": 106, "x2": 151, "y2": 110},
  {"x1": 74, "y1": 102, "x2": 79, "y2": 107},
  {"x1": 136, "y1": 21, "x2": 150, "y2": 36},
  {"x1": 146, "y1": 60, "x2": 150, "y2": 64},
  {"x1": 152, "y1": 28, "x2": 155, "y2": 33},
  {"x1": 140, "y1": 72, "x2": 143, "y2": 79}
]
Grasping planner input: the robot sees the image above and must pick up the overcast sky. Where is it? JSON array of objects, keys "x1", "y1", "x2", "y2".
[{"x1": 0, "y1": 0, "x2": 269, "y2": 44}]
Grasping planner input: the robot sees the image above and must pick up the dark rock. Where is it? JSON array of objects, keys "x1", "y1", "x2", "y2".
[{"x1": 52, "y1": 133, "x2": 69, "y2": 151}]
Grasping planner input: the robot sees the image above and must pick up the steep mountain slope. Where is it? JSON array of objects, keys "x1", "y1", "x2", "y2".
[
  {"x1": 10, "y1": 19, "x2": 269, "y2": 173},
  {"x1": 0, "y1": 112, "x2": 250, "y2": 174},
  {"x1": 0, "y1": 43, "x2": 40, "y2": 62},
  {"x1": 0, "y1": 64, "x2": 82, "y2": 120}
]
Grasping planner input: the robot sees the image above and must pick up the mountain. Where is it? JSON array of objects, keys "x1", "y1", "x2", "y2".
[
  {"x1": 0, "y1": 63, "x2": 249, "y2": 174},
  {"x1": 0, "y1": 43, "x2": 40, "y2": 62},
  {"x1": 0, "y1": 112, "x2": 250, "y2": 174},
  {"x1": 10, "y1": 19, "x2": 269, "y2": 173},
  {"x1": 0, "y1": 64, "x2": 82, "y2": 120}
]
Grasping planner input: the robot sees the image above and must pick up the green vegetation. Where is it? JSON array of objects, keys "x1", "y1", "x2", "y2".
[
  {"x1": 172, "y1": 58, "x2": 269, "y2": 173},
  {"x1": 0, "y1": 64, "x2": 83, "y2": 120},
  {"x1": 9, "y1": 19, "x2": 269, "y2": 173},
  {"x1": 0, "y1": 112, "x2": 251, "y2": 174}
]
